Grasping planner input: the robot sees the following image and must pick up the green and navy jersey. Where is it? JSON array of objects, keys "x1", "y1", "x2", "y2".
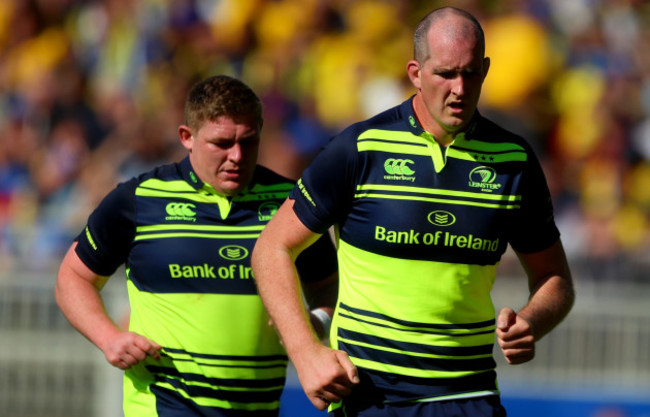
[
  {"x1": 75, "y1": 157, "x2": 337, "y2": 416},
  {"x1": 290, "y1": 97, "x2": 559, "y2": 403}
]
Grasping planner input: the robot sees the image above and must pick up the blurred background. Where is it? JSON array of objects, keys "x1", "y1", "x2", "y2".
[{"x1": 0, "y1": 0, "x2": 648, "y2": 416}]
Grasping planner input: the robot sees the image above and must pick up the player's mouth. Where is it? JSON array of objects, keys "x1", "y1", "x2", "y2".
[
  {"x1": 224, "y1": 170, "x2": 242, "y2": 178},
  {"x1": 448, "y1": 101, "x2": 465, "y2": 114}
]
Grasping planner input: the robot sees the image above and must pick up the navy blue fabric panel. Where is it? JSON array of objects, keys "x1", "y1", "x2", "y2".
[
  {"x1": 503, "y1": 142, "x2": 560, "y2": 253},
  {"x1": 151, "y1": 386, "x2": 280, "y2": 417},
  {"x1": 330, "y1": 393, "x2": 505, "y2": 417},
  {"x1": 340, "y1": 368, "x2": 499, "y2": 404},
  {"x1": 74, "y1": 177, "x2": 138, "y2": 276}
]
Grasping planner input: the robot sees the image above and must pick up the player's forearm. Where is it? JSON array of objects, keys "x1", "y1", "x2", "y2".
[
  {"x1": 55, "y1": 248, "x2": 122, "y2": 352},
  {"x1": 252, "y1": 246, "x2": 322, "y2": 356},
  {"x1": 519, "y1": 273, "x2": 574, "y2": 340},
  {"x1": 56, "y1": 275, "x2": 121, "y2": 349}
]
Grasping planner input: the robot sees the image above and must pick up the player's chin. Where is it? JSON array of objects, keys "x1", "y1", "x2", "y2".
[
  {"x1": 221, "y1": 182, "x2": 246, "y2": 196},
  {"x1": 442, "y1": 119, "x2": 469, "y2": 134}
]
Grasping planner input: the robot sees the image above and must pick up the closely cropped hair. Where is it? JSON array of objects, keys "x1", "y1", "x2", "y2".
[
  {"x1": 184, "y1": 75, "x2": 263, "y2": 131},
  {"x1": 413, "y1": 7, "x2": 485, "y2": 64}
]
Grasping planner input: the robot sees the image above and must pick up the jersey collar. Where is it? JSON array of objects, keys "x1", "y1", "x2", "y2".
[
  {"x1": 179, "y1": 156, "x2": 204, "y2": 191},
  {"x1": 179, "y1": 155, "x2": 258, "y2": 197},
  {"x1": 402, "y1": 96, "x2": 480, "y2": 141}
]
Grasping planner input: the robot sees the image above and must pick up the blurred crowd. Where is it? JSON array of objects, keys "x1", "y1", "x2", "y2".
[{"x1": 0, "y1": 0, "x2": 649, "y2": 283}]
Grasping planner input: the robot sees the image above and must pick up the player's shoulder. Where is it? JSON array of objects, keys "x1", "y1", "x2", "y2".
[
  {"x1": 107, "y1": 161, "x2": 183, "y2": 200},
  {"x1": 251, "y1": 165, "x2": 296, "y2": 187},
  {"x1": 348, "y1": 103, "x2": 406, "y2": 136},
  {"x1": 135, "y1": 161, "x2": 183, "y2": 182},
  {"x1": 472, "y1": 113, "x2": 531, "y2": 149}
]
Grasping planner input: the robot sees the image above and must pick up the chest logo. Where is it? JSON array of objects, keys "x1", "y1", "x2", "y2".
[
  {"x1": 384, "y1": 158, "x2": 415, "y2": 182},
  {"x1": 468, "y1": 166, "x2": 502, "y2": 193},
  {"x1": 218, "y1": 245, "x2": 249, "y2": 261},
  {"x1": 165, "y1": 202, "x2": 197, "y2": 221},
  {"x1": 427, "y1": 210, "x2": 456, "y2": 226},
  {"x1": 258, "y1": 201, "x2": 280, "y2": 221}
]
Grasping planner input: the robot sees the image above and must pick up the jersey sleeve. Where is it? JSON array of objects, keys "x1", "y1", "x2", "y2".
[
  {"x1": 289, "y1": 130, "x2": 358, "y2": 234},
  {"x1": 507, "y1": 149, "x2": 560, "y2": 253},
  {"x1": 74, "y1": 178, "x2": 138, "y2": 276}
]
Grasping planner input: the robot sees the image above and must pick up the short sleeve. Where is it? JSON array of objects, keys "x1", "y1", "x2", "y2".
[
  {"x1": 507, "y1": 150, "x2": 560, "y2": 253},
  {"x1": 74, "y1": 179, "x2": 138, "y2": 276},
  {"x1": 290, "y1": 131, "x2": 358, "y2": 233}
]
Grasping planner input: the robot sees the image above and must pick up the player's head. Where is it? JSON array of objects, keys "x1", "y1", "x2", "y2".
[
  {"x1": 179, "y1": 75, "x2": 263, "y2": 196},
  {"x1": 413, "y1": 7, "x2": 486, "y2": 65},
  {"x1": 407, "y1": 7, "x2": 490, "y2": 139}
]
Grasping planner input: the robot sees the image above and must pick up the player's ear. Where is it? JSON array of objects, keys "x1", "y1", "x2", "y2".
[
  {"x1": 407, "y1": 60, "x2": 422, "y2": 90},
  {"x1": 178, "y1": 125, "x2": 193, "y2": 152},
  {"x1": 482, "y1": 56, "x2": 490, "y2": 80}
]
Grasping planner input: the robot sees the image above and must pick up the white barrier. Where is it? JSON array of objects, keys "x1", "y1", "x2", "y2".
[{"x1": 0, "y1": 271, "x2": 648, "y2": 416}]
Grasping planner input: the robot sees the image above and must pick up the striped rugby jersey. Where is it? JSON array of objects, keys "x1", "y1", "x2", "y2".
[
  {"x1": 290, "y1": 97, "x2": 559, "y2": 403},
  {"x1": 75, "y1": 157, "x2": 337, "y2": 416}
]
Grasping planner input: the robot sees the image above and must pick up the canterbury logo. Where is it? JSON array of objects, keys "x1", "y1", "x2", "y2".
[
  {"x1": 384, "y1": 158, "x2": 415, "y2": 175},
  {"x1": 165, "y1": 202, "x2": 196, "y2": 220}
]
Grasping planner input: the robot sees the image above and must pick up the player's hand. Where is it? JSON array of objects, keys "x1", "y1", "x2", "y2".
[
  {"x1": 293, "y1": 343, "x2": 359, "y2": 410},
  {"x1": 496, "y1": 307, "x2": 535, "y2": 365},
  {"x1": 101, "y1": 331, "x2": 162, "y2": 370}
]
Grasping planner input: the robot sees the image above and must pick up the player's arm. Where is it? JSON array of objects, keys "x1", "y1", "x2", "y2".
[
  {"x1": 55, "y1": 242, "x2": 161, "y2": 370},
  {"x1": 496, "y1": 239, "x2": 575, "y2": 364},
  {"x1": 252, "y1": 199, "x2": 358, "y2": 411}
]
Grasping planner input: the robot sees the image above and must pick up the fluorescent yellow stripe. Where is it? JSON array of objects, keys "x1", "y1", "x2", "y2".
[
  {"x1": 135, "y1": 187, "x2": 225, "y2": 203},
  {"x1": 350, "y1": 357, "x2": 480, "y2": 379},
  {"x1": 447, "y1": 148, "x2": 528, "y2": 163},
  {"x1": 139, "y1": 178, "x2": 197, "y2": 191},
  {"x1": 248, "y1": 182, "x2": 294, "y2": 192},
  {"x1": 136, "y1": 224, "x2": 264, "y2": 233},
  {"x1": 134, "y1": 233, "x2": 260, "y2": 241},
  {"x1": 354, "y1": 192, "x2": 520, "y2": 209},
  {"x1": 356, "y1": 184, "x2": 521, "y2": 202},
  {"x1": 453, "y1": 136, "x2": 525, "y2": 153},
  {"x1": 234, "y1": 193, "x2": 290, "y2": 202},
  {"x1": 358, "y1": 129, "x2": 424, "y2": 143},
  {"x1": 358, "y1": 141, "x2": 431, "y2": 155}
]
